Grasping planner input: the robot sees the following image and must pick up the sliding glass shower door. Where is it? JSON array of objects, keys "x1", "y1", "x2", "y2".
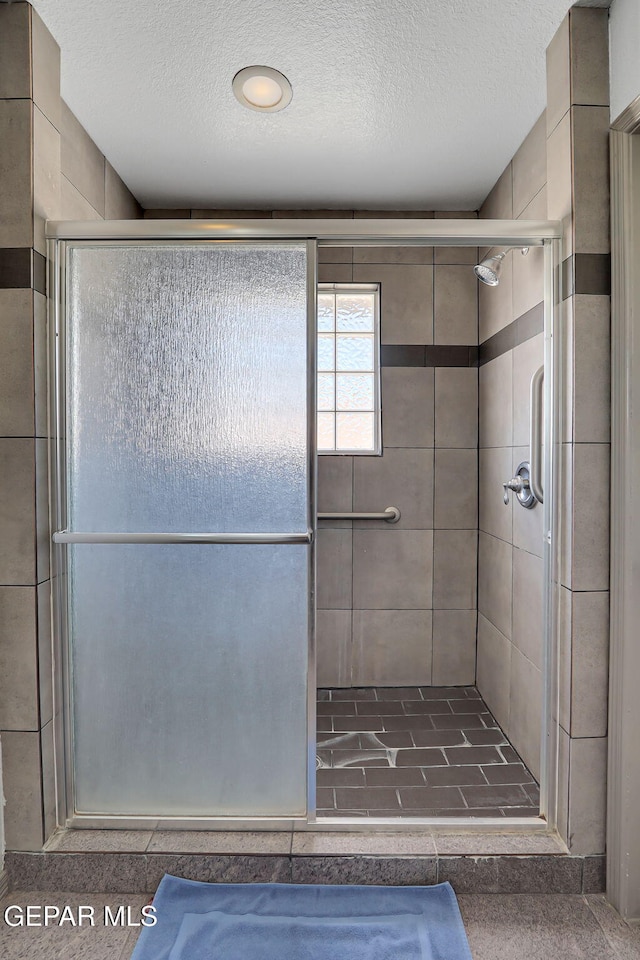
[{"x1": 54, "y1": 241, "x2": 314, "y2": 819}]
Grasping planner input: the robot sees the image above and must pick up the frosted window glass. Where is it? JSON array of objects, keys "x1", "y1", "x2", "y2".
[
  {"x1": 317, "y1": 294, "x2": 335, "y2": 331},
  {"x1": 70, "y1": 544, "x2": 309, "y2": 817},
  {"x1": 317, "y1": 412, "x2": 335, "y2": 450},
  {"x1": 336, "y1": 373, "x2": 374, "y2": 411},
  {"x1": 317, "y1": 373, "x2": 335, "y2": 411},
  {"x1": 336, "y1": 294, "x2": 375, "y2": 331},
  {"x1": 336, "y1": 335, "x2": 374, "y2": 371},
  {"x1": 67, "y1": 243, "x2": 308, "y2": 534},
  {"x1": 317, "y1": 334, "x2": 335, "y2": 372},
  {"x1": 336, "y1": 412, "x2": 375, "y2": 450}
]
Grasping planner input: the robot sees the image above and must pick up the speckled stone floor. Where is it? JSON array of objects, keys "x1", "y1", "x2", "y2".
[
  {"x1": 1, "y1": 892, "x2": 639, "y2": 959},
  {"x1": 317, "y1": 685, "x2": 540, "y2": 818}
]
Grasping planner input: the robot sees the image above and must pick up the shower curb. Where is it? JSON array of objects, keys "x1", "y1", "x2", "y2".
[{"x1": 4, "y1": 851, "x2": 605, "y2": 895}]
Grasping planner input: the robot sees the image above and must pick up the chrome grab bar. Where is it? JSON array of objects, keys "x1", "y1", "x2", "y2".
[
  {"x1": 529, "y1": 365, "x2": 544, "y2": 504},
  {"x1": 318, "y1": 506, "x2": 401, "y2": 523},
  {"x1": 52, "y1": 531, "x2": 312, "y2": 545}
]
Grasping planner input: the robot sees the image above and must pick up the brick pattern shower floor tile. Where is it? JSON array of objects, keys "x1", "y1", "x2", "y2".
[{"x1": 316, "y1": 686, "x2": 540, "y2": 818}]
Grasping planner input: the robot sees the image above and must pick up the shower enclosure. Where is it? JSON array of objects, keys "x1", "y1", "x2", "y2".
[{"x1": 47, "y1": 218, "x2": 561, "y2": 831}]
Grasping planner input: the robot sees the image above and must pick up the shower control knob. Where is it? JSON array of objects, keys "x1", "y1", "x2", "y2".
[{"x1": 502, "y1": 462, "x2": 536, "y2": 509}]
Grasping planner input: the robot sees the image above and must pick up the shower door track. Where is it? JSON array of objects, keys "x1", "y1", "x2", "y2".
[{"x1": 47, "y1": 217, "x2": 562, "y2": 836}]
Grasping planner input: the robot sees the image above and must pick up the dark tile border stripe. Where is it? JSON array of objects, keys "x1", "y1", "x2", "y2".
[
  {"x1": 478, "y1": 302, "x2": 544, "y2": 366},
  {"x1": 0, "y1": 247, "x2": 32, "y2": 289},
  {"x1": 33, "y1": 251, "x2": 46, "y2": 296},
  {"x1": 0, "y1": 248, "x2": 47, "y2": 295},
  {"x1": 380, "y1": 345, "x2": 478, "y2": 368},
  {"x1": 562, "y1": 253, "x2": 611, "y2": 299}
]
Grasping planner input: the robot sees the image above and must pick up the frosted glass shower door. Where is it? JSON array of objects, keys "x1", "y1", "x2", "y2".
[{"x1": 58, "y1": 242, "x2": 312, "y2": 819}]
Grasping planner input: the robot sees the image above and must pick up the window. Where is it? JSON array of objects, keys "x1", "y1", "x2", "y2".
[{"x1": 316, "y1": 283, "x2": 381, "y2": 454}]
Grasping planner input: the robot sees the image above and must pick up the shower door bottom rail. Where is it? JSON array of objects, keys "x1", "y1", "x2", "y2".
[{"x1": 52, "y1": 531, "x2": 313, "y2": 545}]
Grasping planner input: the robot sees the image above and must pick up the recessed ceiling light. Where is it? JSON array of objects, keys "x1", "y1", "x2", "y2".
[{"x1": 232, "y1": 65, "x2": 293, "y2": 113}]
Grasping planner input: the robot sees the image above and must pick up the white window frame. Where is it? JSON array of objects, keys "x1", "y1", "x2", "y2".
[{"x1": 317, "y1": 282, "x2": 382, "y2": 456}]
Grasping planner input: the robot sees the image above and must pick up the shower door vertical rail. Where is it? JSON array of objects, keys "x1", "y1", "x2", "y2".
[
  {"x1": 49, "y1": 238, "x2": 317, "y2": 825},
  {"x1": 539, "y1": 237, "x2": 563, "y2": 831}
]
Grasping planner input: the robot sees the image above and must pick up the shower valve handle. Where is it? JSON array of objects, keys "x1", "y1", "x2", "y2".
[
  {"x1": 502, "y1": 462, "x2": 536, "y2": 509},
  {"x1": 502, "y1": 477, "x2": 527, "y2": 504}
]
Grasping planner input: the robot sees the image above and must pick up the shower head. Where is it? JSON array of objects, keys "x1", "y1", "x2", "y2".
[{"x1": 474, "y1": 247, "x2": 529, "y2": 286}]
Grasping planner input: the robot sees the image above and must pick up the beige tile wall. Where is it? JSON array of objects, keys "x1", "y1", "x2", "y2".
[
  {"x1": 545, "y1": 7, "x2": 610, "y2": 856},
  {"x1": 312, "y1": 232, "x2": 479, "y2": 689},
  {"x1": 0, "y1": 1, "x2": 142, "y2": 853},
  {"x1": 478, "y1": 6, "x2": 611, "y2": 855},
  {"x1": 477, "y1": 114, "x2": 547, "y2": 783}
]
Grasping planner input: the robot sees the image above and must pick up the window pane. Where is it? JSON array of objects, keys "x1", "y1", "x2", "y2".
[
  {"x1": 317, "y1": 412, "x2": 335, "y2": 450},
  {"x1": 317, "y1": 334, "x2": 335, "y2": 372},
  {"x1": 336, "y1": 412, "x2": 375, "y2": 450},
  {"x1": 317, "y1": 294, "x2": 335, "y2": 332},
  {"x1": 318, "y1": 373, "x2": 335, "y2": 411},
  {"x1": 336, "y1": 373, "x2": 374, "y2": 410},
  {"x1": 336, "y1": 294, "x2": 375, "y2": 332},
  {"x1": 336, "y1": 334, "x2": 374, "y2": 371}
]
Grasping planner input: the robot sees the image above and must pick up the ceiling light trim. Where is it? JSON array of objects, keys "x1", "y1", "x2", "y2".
[{"x1": 232, "y1": 65, "x2": 293, "y2": 113}]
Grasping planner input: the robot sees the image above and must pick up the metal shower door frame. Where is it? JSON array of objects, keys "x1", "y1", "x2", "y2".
[{"x1": 46, "y1": 218, "x2": 562, "y2": 833}]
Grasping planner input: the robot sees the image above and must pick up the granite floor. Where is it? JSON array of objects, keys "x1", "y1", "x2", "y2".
[
  {"x1": 1, "y1": 892, "x2": 638, "y2": 960},
  {"x1": 317, "y1": 686, "x2": 540, "y2": 818}
]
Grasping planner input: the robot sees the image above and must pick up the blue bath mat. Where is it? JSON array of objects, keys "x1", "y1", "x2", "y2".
[{"x1": 130, "y1": 874, "x2": 473, "y2": 960}]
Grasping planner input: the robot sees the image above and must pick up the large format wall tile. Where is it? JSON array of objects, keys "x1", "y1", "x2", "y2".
[
  {"x1": 571, "y1": 106, "x2": 610, "y2": 255},
  {"x1": 432, "y1": 609, "x2": 476, "y2": 685},
  {"x1": 568, "y1": 736, "x2": 607, "y2": 854},
  {"x1": 353, "y1": 264, "x2": 434, "y2": 344},
  {"x1": 479, "y1": 352, "x2": 512, "y2": 448},
  {"x1": 546, "y1": 110, "x2": 573, "y2": 257},
  {"x1": 60, "y1": 100, "x2": 105, "y2": 216},
  {"x1": 434, "y1": 449, "x2": 477, "y2": 529},
  {"x1": 513, "y1": 191, "x2": 546, "y2": 320},
  {"x1": 32, "y1": 8, "x2": 61, "y2": 131},
  {"x1": 571, "y1": 295, "x2": 610, "y2": 444},
  {"x1": 570, "y1": 443, "x2": 610, "y2": 591},
  {"x1": 0, "y1": 439, "x2": 37, "y2": 585},
  {"x1": 33, "y1": 105, "x2": 61, "y2": 255},
  {"x1": 0, "y1": 100, "x2": 32, "y2": 248},
  {"x1": 477, "y1": 533, "x2": 512, "y2": 640},
  {"x1": 546, "y1": 12, "x2": 570, "y2": 135},
  {"x1": 434, "y1": 369, "x2": 478, "y2": 448},
  {"x1": 479, "y1": 447, "x2": 513, "y2": 544},
  {"x1": 353, "y1": 448, "x2": 434, "y2": 529},
  {"x1": 1, "y1": 731, "x2": 43, "y2": 851},
  {"x1": 570, "y1": 590, "x2": 609, "y2": 739},
  {"x1": 508, "y1": 647, "x2": 542, "y2": 781},
  {"x1": 0, "y1": 290, "x2": 35, "y2": 437},
  {"x1": 0, "y1": 2, "x2": 31, "y2": 99},
  {"x1": 381, "y1": 367, "x2": 434, "y2": 448},
  {"x1": 316, "y1": 528, "x2": 353, "y2": 609},
  {"x1": 512, "y1": 548, "x2": 543, "y2": 671},
  {"x1": 478, "y1": 256, "x2": 513, "y2": 341},
  {"x1": 512, "y1": 112, "x2": 547, "y2": 218},
  {"x1": 569, "y1": 9, "x2": 609, "y2": 110},
  {"x1": 352, "y1": 610, "x2": 432, "y2": 685},
  {"x1": 353, "y1": 529, "x2": 433, "y2": 610},
  {"x1": 434, "y1": 265, "x2": 478, "y2": 345},
  {"x1": 0, "y1": 586, "x2": 39, "y2": 730},
  {"x1": 432, "y1": 530, "x2": 477, "y2": 610},
  {"x1": 476, "y1": 614, "x2": 511, "y2": 733},
  {"x1": 316, "y1": 610, "x2": 351, "y2": 687},
  {"x1": 317, "y1": 456, "x2": 353, "y2": 515},
  {"x1": 105, "y1": 161, "x2": 141, "y2": 220}
]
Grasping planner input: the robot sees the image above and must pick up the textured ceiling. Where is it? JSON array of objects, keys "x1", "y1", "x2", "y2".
[{"x1": 30, "y1": 0, "x2": 579, "y2": 210}]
